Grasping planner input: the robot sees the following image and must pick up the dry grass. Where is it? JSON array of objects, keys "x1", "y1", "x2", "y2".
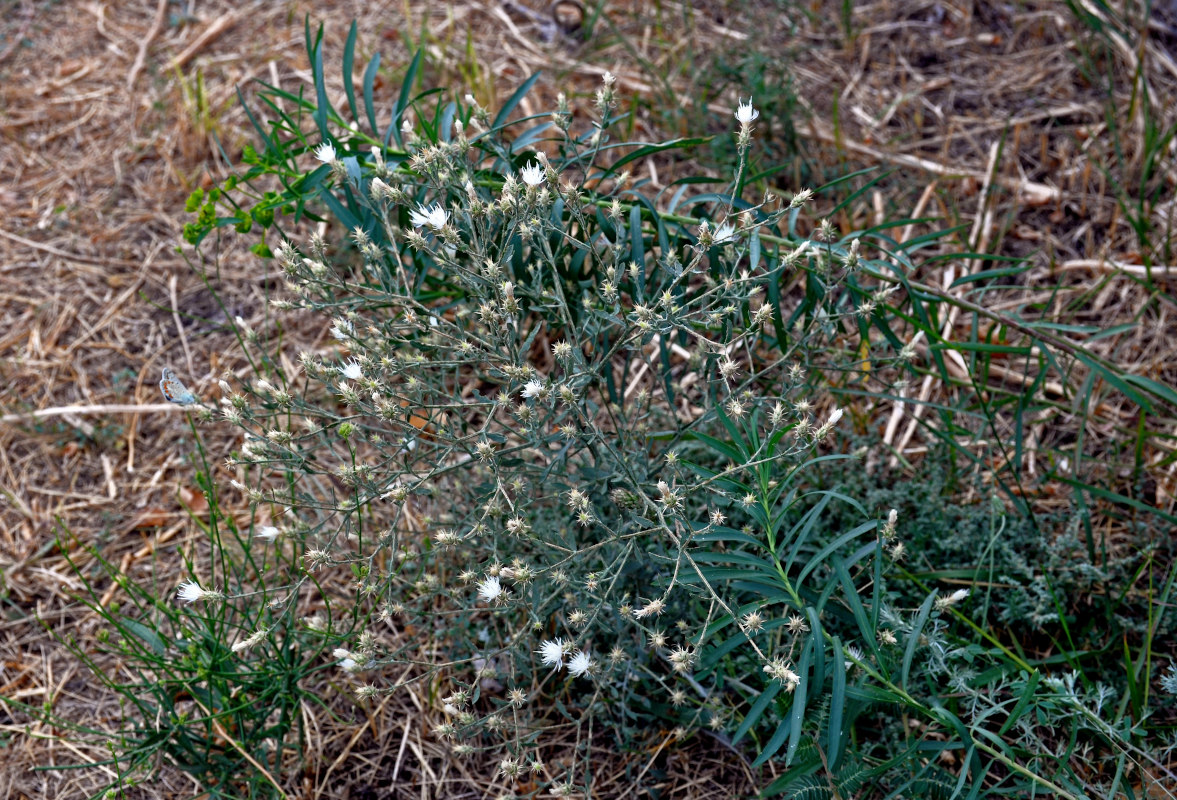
[{"x1": 1, "y1": 0, "x2": 1174, "y2": 797}]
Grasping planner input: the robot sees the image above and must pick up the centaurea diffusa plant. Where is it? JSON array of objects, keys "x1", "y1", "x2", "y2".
[
  {"x1": 164, "y1": 30, "x2": 1124, "y2": 800},
  {"x1": 197, "y1": 68, "x2": 905, "y2": 790}
]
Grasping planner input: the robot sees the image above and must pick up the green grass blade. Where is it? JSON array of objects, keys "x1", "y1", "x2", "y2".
[
  {"x1": 902, "y1": 593, "x2": 937, "y2": 692},
  {"x1": 828, "y1": 636, "x2": 847, "y2": 770}
]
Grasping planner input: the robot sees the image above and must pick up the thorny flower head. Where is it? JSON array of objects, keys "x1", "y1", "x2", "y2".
[
  {"x1": 568, "y1": 649, "x2": 595, "y2": 678},
  {"x1": 409, "y1": 202, "x2": 449, "y2": 231},
  {"x1": 735, "y1": 97, "x2": 759, "y2": 124},
  {"x1": 477, "y1": 576, "x2": 505, "y2": 604},
  {"x1": 520, "y1": 161, "x2": 545, "y2": 187},
  {"x1": 537, "y1": 638, "x2": 568, "y2": 670},
  {"x1": 176, "y1": 580, "x2": 222, "y2": 604},
  {"x1": 313, "y1": 141, "x2": 338, "y2": 164}
]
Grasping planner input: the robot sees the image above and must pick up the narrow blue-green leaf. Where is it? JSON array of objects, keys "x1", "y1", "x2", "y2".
[
  {"x1": 630, "y1": 203, "x2": 645, "y2": 297},
  {"x1": 828, "y1": 636, "x2": 846, "y2": 770},
  {"x1": 311, "y1": 35, "x2": 330, "y2": 142},
  {"x1": 948, "y1": 265, "x2": 1032, "y2": 286},
  {"x1": 1074, "y1": 350, "x2": 1151, "y2": 411},
  {"x1": 492, "y1": 72, "x2": 542, "y2": 131},
  {"x1": 766, "y1": 261, "x2": 790, "y2": 345},
  {"x1": 1122, "y1": 373, "x2": 1177, "y2": 408},
  {"x1": 752, "y1": 697, "x2": 794, "y2": 769},
  {"x1": 997, "y1": 672, "x2": 1041, "y2": 736},
  {"x1": 781, "y1": 634, "x2": 814, "y2": 766},
  {"x1": 602, "y1": 137, "x2": 710, "y2": 174},
  {"x1": 805, "y1": 608, "x2": 824, "y2": 691},
  {"x1": 511, "y1": 121, "x2": 553, "y2": 150},
  {"x1": 362, "y1": 52, "x2": 382, "y2": 135},
  {"x1": 902, "y1": 593, "x2": 937, "y2": 691},
  {"x1": 341, "y1": 21, "x2": 359, "y2": 125},
  {"x1": 837, "y1": 560, "x2": 882, "y2": 664},
  {"x1": 320, "y1": 189, "x2": 359, "y2": 231},
  {"x1": 782, "y1": 494, "x2": 832, "y2": 566},
  {"x1": 796, "y1": 520, "x2": 875, "y2": 587},
  {"x1": 438, "y1": 101, "x2": 457, "y2": 144},
  {"x1": 931, "y1": 341, "x2": 1032, "y2": 355},
  {"x1": 121, "y1": 618, "x2": 166, "y2": 656},
  {"x1": 392, "y1": 49, "x2": 423, "y2": 148},
  {"x1": 732, "y1": 680, "x2": 782, "y2": 745},
  {"x1": 690, "y1": 431, "x2": 744, "y2": 464}
]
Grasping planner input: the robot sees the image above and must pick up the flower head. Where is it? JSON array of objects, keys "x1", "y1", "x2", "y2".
[
  {"x1": 735, "y1": 97, "x2": 759, "y2": 125},
  {"x1": 477, "y1": 576, "x2": 504, "y2": 604},
  {"x1": 520, "y1": 161, "x2": 545, "y2": 187},
  {"x1": 232, "y1": 628, "x2": 267, "y2": 654},
  {"x1": 255, "y1": 526, "x2": 281, "y2": 542},
  {"x1": 409, "y1": 202, "x2": 449, "y2": 231},
  {"x1": 313, "y1": 142, "x2": 338, "y2": 164},
  {"x1": 176, "y1": 580, "x2": 220, "y2": 604},
  {"x1": 713, "y1": 222, "x2": 736, "y2": 244},
  {"x1": 567, "y1": 649, "x2": 595, "y2": 678},
  {"x1": 935, "y1": 587, "x2": 970, "y2": 611},
  {"x1": 522, "y1": 378, "x2": 544, "y2": 399},
  {"x1": 338, "y1": 359, "x2": 364, "y2": 381},
  {"x1": 537, "y1": 639, "x2": 567, "y2": 670}
]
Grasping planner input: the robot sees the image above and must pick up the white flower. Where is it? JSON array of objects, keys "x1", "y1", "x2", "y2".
[
  {"x1": 537, "y1": 639, "x2": 566, "y2": 670},
  {"x1": 477, "y1": 576, "x2": 503, "y2": 603},
  {"x1": 520, "y1": 161, "x2": 545, "y2": 187},
  {"x1": 330, "y1": 318, "x2": 353, "y2": 341},
  {"x1": 946, "y1": 588, "x2": 970, "y2": 605},
  {"x1": 735, "y1": 97, "x2": 759, "y2": 124},
  {"x1": 313, "y1": 142, "x2": 338, "y2": 164},
  {"x1": 339, "y1": 359, "x2": 363, "y2": 381},
  {"x1": 713, "y1": 222, "x2": 736, "y2": 244},
  {"x1": 232, "y1": 629, "x2": 267, "y2": 654},
  {"x1": 176, "y1": 580, "x2": 211, "y2": 604},
  {"x1": 567, "y1": 649, "x2": 595, "y2": 678},
  {"x1": 827, "y1": 407, "x2": 844, "y2": 426},
  {"x1": 522, "y1": 378, "x2": 544, "y2": 399},
  {"x1": 255, "y1": 526, "x2": 281, "y2": 542},
  {"x1": 409, "y1": 202, "x2": 449, "y2": 231},
  {"x1": 935, "y1": 587, "x2": 971, "y2": 612}
]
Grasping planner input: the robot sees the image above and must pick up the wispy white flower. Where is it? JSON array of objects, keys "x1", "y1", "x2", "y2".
[
  {"x1": 330, "y1": 318, "x2": 353, "y2": 341},
  {"x1": 537, "y1": 639, "x2": 566, "y2": 670},
  {"x1": 477, "y1": 576, "x2": 503, "y2": 603},
  {"x1": 232, "y1": 628, "x2": 267, "y2": 654},
  {"x1": 735, "y1": 97, "x2": 759, "y2": 124},
  {"x1": 567, "y1": 649, "x2": 595, "y2": 678},
  {"x1": 522, "y1": 378, "x2": 544, "y2": 399},
  {"x1": 409, "y1": 202, "x2": 449, "y2": 231},
  {"x1": 255, "y1": 526, "x2": 281, "y2": 542},
  {"x1": 827, "y1": 407, "x2": 844, "y2": 426},
  {"x1": 176, "y1": 580, "x2": 217, "y2": 604},
  {"x1": 520, "y1": 161, "x2": 545, "y2": 187},
  {"x1": 713, "y1": 222, "x2": 736, "y2": 244},
  {"x1": 339, "y1": 359, "x2": 364, "y2": 381},
  {"x1": 313, "y1": 142, "x2": 338, "y2": 164}
]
